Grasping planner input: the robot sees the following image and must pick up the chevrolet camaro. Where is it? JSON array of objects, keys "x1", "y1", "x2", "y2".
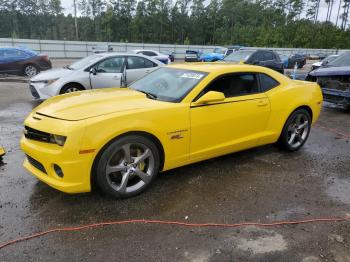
[{"x1": 21, "y1": 63, "x2": 323, "y2": 198}]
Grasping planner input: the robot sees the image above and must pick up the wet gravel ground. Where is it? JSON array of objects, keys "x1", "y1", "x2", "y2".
[{"x1": 0, "y1": 81, "x2": 349, "y2": 262}]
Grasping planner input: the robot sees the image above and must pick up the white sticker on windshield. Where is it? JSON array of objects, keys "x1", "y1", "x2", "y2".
[{"x1": 180, "y1": 73, "x2": 204, "y2": 80}]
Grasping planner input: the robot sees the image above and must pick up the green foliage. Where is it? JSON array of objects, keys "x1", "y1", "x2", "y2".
[{"x1": 0, "y1": 0, "x2": 349, "y2": 48}]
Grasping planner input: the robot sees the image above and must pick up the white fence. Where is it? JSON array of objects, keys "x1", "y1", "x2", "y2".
[{"x1": 0, "y1": 38, "x2": 346, "y2": 59}]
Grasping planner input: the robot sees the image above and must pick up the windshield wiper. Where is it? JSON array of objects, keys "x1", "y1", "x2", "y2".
[{"x1": 136, "y1": 90, "x2": 158, "y2": 100}]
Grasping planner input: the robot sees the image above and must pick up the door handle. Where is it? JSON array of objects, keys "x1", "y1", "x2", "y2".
[
  {"x1": 113, "y1": 76, "x2": 120, "y2": 80},
  {"x1": 257, "y1": 100, "x2": 268, "y2": 107}
]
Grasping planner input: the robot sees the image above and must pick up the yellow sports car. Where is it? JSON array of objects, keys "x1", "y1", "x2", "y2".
[
  {"x1": 0, "y1": 146, "x2": 5, "y2": 160},
  {"x1": 21, "y1": 63, "x2": 322, "y2": 198}
]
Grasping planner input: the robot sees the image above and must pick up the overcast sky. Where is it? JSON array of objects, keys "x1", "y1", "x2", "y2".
[{"x1": 61, "y1": 0, "x2": 343, "y2": 25}]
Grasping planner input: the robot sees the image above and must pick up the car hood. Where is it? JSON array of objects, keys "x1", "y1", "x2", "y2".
[
  {"x1": 31, "y1": 68, "x2": 74, "y2": 81},
  {"x1": 34, "y1": 88, "x2": 158, "y2": 121},
  {"x1": 309, "y1": 66, "x2": 350, "y2": 77}
]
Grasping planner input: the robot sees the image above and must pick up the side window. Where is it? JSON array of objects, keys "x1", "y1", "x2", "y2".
[
  {"x1": 203, "y1": 73, "x2": 259, "y2": 98},
  {"x1": 259, "y1": 73, "x2": 280, "y2": 92},
  {"x1": 263, "y1": 52, "x2": 274, "y2": 61},
  {"x1": 251, "y1": 52, "x2": 263, "y2": 62},
  {"x1": 226, "y1": 49, "x2": 233, "y2": 56},
  {"x1": 273, "y1": 52, "x2": 281, "y2": 61},
  {"x1": 96, "y1": 57, "x2": 124, "y2": 73},
  {"x1": 127, "y1": 56, "x2": 155, "y2": 69},
  {"x1": 143, "y1": 51, "x2": 157, "y2": 56},
  {"x1": 144, "y1": 58, "x2": 157, "y2": 68},
  {"x1": 3, "y1": 49, "x2": 20, "y2": 58}
]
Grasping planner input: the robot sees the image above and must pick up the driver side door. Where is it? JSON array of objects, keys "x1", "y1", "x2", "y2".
[
  {"x1": 190, "y1": 73, "x2": 271, "y2": 161},
  {"x1": 90, "y1": 56, "x2": 125, "y2": 89}
]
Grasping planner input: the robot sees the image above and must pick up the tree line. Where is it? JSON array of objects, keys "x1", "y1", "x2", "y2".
[{"x1": 0, "y1": 0, "x2": 350, "y2": 49}]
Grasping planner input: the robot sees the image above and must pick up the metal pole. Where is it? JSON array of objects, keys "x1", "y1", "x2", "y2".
[
  {"x1": 336, "y1": 0, "x2": 342, "y2": 26},
  {"x1": 74, "y1": 0, "x2": 79, "y2": 40}
]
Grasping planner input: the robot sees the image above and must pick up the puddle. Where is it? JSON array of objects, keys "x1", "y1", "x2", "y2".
[
  {"x1": 226, "y1": 226, "x2": 288, "y2": 255},
  {"x1": 236, "y1": 232, "x2": 287, "y2": 255}
]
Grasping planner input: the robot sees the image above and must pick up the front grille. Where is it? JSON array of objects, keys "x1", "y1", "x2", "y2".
[
  {"x1": 24, "y1": 126, "x2": 52, "y2": 144},
  {"x1": 29, "y1": 85, "x2": 40, "y2": 99},
  {"x1": 26, "y1": 154, "x2": 47, "y2": 174}
]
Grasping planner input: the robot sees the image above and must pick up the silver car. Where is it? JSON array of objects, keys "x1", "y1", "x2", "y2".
[{"x1": 29, "y1": 53, "x2": 163, "y2": 99}]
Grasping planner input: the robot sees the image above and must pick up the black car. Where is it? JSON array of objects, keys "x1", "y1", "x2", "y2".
[
  {"x1": 161, "y1": 51, "x2": 175, "y2": 62},
  {"x1": 224, "y1": 50, "x2": 284, "y2": 74},
  {"x1": 289, "y1": 53, "x2": 307, "y2": 69}
]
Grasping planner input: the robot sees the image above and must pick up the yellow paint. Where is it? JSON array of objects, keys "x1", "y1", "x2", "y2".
[
  {"x1": 0, "y1": 146, "x2": 5, "y2": 158},
  {"x1": 20, "y1": 63, "x2": 323, "y2": 193}
]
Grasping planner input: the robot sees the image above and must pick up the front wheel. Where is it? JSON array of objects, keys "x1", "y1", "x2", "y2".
[
  {"x1": 60, "y1": 84, "x2": 84, "y2": 94},
  {"x1": 278, "y1": 109, "x2": 311, "y2": 151},
  {"x1": 95, "y1": 135, "x2": 160, "y2": 198},
  {"x1": 23, "y1": 64, "x2": 38, "y2": 77}
]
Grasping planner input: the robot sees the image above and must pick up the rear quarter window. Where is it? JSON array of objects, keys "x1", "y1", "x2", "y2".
[{"x1": 259, "y1": 73, "x2": 280, "y2": 92}]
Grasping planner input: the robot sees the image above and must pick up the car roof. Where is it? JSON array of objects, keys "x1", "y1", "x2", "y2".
[
  {"x1": 167, "y1": 63, "x2": 291, "y2": 84},
  {"x1": 0, "y1": 46, "x2": 37, "y2": 54},
  {"x1": 133, "y1": 49, "x2": 159, "y2": 53},
  {"x1": 96, "y1": 52, "x2": 163, "y2": 65},
  {"x1": 167, "y1": 62, "x2": 266, "y2": 73}
]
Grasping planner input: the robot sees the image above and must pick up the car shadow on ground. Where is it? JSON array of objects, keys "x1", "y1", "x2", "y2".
[{"x1": 25, "y1": 143, "x2": 312, "y2": 226}]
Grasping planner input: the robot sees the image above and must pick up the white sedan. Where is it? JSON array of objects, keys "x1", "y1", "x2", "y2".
[
  {"x1": 29, "y1": 53, "x2": 163, "y2": 99},
  {"x1": 133, "y1": 50, "x2": 171, "y2": 64}
]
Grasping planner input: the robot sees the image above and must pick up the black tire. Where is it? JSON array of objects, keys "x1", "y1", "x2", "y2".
[
  {"x1": 23, "y1": 64, "x2": 39, "y2": 77},
  {"x1": 277, "y1": 109, "x2": 311, "y2": 151},
  {"x1": 60, "y1": 83, "x2": 84, "y2": 94},
  {"x1": 95, "y1": 135, "x2": 160, "y2": 198}
]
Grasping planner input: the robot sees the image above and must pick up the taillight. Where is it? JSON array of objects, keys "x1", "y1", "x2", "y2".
[{"x1": 41, "y1": 55, "x2": 49, "y2": 62}]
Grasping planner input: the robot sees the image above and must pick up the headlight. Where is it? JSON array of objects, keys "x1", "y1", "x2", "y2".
[
  {"x1": 44, "y1": 78, "x2": 59, "y2": 86},
  {"x1": 50, "y1": 134, "x2": 67, "y2": 146}
]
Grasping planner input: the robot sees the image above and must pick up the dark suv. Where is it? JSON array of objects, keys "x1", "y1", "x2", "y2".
[{"x1": 224, "y1": 50, "x2": 284, "y2": 74}]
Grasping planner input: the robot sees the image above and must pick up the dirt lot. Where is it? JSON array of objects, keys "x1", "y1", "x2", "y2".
[{"x1": 0, "y1": 73, "x2": 350, "y2": 261}]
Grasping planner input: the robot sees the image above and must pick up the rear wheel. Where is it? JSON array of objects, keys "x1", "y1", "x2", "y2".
[
  {"x1": 60, "y1": 84, "x2": 84, "y2": 94},
  {"x1": 95, "y1": 135, "x2": 160, "y2": 198},
  {"x1": 278, "y1": 109, "x2": 311, "y2": 151}
]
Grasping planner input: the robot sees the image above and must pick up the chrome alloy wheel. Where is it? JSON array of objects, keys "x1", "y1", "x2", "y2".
[
  {"x1": 24, "y1": 65, "x2": 38, "y2": 77},
  {"x1": 287, "y1": 113, "x2": 309, "y2": 149},
  {"x1": 105, "y1": 143, "x2": 155, "y2": 194},
  {"x1": 64, "y1": 87, "x2": 81, "y2": 93}
]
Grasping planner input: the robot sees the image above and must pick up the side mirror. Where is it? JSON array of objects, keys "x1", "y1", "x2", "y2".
[
  {"x1": 253, "y1": 60, "x2": 260, "y2": 65},
  {"x1": 321, "y1": 60, "x2": 328, "y2": 66},
  {"x1": 193, "y1": 91, "x2": 225, "y2": 105},
  {"x1": 89, "y1": 67, "x2": 97, "y2": 75}
]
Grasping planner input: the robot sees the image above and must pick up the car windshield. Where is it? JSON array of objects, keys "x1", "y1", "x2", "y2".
[
  {"x1": 129, "y1": 67, "x2": 207, "y2": 102},
  {"x1": 328, "y1": 52, "x2": 350, "y2": 67},
  {"x1": 224, "y1": 50, "x2": 254, "y2": 62},
  {"x1": 213, "y1": 47, "x2": 227, "y2": 54},
  {"x1": 322, "y1": 55, "x2": 338, "y2": 64},
  {"x1": 68, "y1": 55, "x2": 103, "y2": 70},
  {"x1": 278, "y1": 53, "x2": 288, "y2": 59}
]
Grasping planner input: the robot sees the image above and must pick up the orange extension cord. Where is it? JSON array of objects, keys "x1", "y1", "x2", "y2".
[
  {"x1": 316, "y1": 123, "x2": 350, "y2": 139},
  {"x1": 1, "y1": 216, "x2": 350, "y2": 250},
  {"x1": 0, "y1": 124, "x2": 348, "y2": 250}
]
